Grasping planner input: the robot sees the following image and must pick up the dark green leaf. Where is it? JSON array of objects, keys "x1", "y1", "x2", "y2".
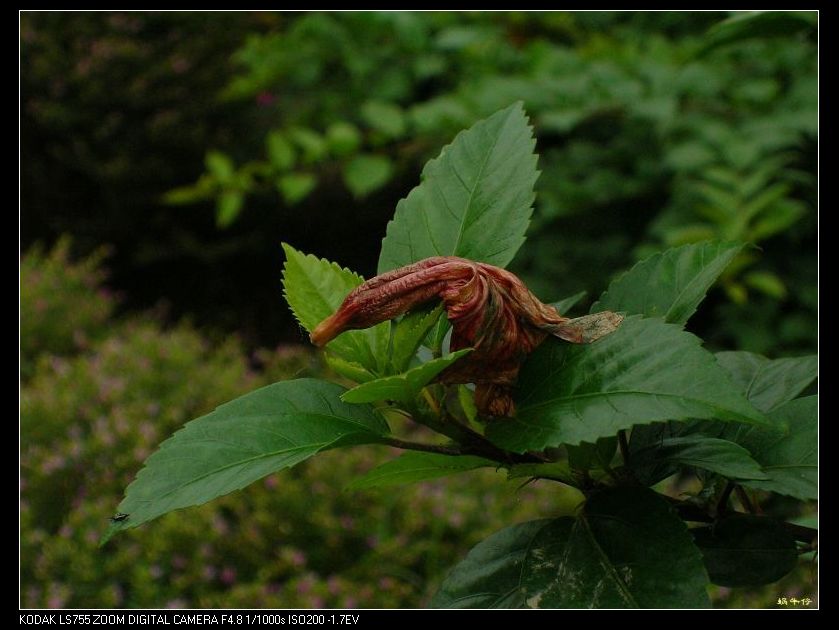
[
  {"x1": 102, "y1": 379, "x2": 388, "y2": 544},
  {"x1": 347, "y1": 452, "x2": 495, "y2": 489},
  {"x1": 738, "y1": 396, "x2": 817, "y2": 500},
  {"x1": 592, "y1": 241, "x2": 743, "y2": 326},
  {"x1": 434, "y1": 488, "x2": 710, "y2": 608},
  {"x1": 715, "y1": 351, "x2": 817, "y2": 412},
  {"x1": 567, "y1": 437, "x2": 617, "y2": 473},
  {"x1": 692, "y1": 515, "x2": 798, "y2": 586},
  {"x1": 378, "y1": 102, "x2": 538, "y2": 273},
  {"x1": 281, "y1": 243, "x2": 388, "y2": 376},
  {"x1": 488, "y1": 316, "x2": 767, "y2": 452},
  {"x1": 631, "y1": 436, "x2": 768, "y2": 481},
  {"x1": 341, "y1": 349, "x2": 471, "y2": 404},
  {"x1": 432, "y1": 519, "x2": 549, "y2": 608}
]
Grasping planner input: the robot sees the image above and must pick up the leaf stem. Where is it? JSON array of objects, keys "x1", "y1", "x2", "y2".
[{"x1": 381, "y1": 437, "x2": 462, "y2": 456}]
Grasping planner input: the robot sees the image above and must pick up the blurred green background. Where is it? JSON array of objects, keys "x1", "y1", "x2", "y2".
[{"x1": 20, "y1": 11, "x2": 817, "y2": 608}]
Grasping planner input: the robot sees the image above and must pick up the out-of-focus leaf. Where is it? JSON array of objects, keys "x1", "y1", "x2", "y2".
[
  {"x1": 343, "y1": 154, "x2": 393, "y2": 197},
  {"x1": 277, "y1": 173, "x2": 317, "y2": 204}
]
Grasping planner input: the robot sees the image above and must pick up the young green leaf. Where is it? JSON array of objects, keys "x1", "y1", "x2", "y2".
[
  {"x1": 378, "y1": 102, "x2": 538, "y2": 273},
  {"x1": 434, "y1": 488, "x2": 710, "y2": 608},
  {"x1": 102, "y1": 379, "x2": 389, "y2": 544},
  {"x1": 692, "y1": 515, "x2": 798, "y2": 586},
  {"x1": 488, "y1": 316, "x2": 767, "y2": 452},
  {"x1": 347, "y1": 452, "x2": 496, "y2": 490},
  {"x1": 281, "y1": 243, "x2": 389, "y2": 376},
  {"x1": 715, "y1": 351, "x2": 817, "y2": 412},
  {"x1": 592, "y1": 241, "x2": 743, "y2": 326},
  {"x1": 389, "y1": 304, "x2": 445, "y2": 373},
  {"x1": 341, "y1": 349, "x2": 471, "y2": 405}
]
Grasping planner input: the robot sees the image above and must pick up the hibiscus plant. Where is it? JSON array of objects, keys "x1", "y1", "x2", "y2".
[{"x1": 104, "y1": 103, "x2": 817, "y2": 608}]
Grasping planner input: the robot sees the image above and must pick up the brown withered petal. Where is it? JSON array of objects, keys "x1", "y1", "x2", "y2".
[{"x1": 311, "y1": 256, "x2": 623, "y2": 415}]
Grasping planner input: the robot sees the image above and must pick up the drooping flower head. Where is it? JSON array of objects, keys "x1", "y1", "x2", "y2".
[{"x1": 311, "y1": 256, "x2": 622, "y2": 415}]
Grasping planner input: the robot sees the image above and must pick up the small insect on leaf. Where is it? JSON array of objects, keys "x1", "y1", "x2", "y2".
[{"x1": 110, "y1": 513, "x2": 129, "y2": 523}]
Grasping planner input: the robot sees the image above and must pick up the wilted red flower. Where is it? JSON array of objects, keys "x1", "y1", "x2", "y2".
[{"x1": 311, "y1": 257, "x2": 622, "y2": 416}]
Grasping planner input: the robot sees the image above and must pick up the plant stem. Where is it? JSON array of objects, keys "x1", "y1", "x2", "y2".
[
  {"x1": 716, "y1": 480, "x2": 735, "y2": 516},
  {"x1": 618, "y1": 430, "x2": 630, "y2": 465},
  {"x1": 735, "y1": 485, "x2": 756, "y2": 514}
]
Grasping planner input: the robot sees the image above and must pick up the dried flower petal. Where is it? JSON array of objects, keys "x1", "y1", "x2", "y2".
[{"x1": 311, "y1": 256, "x2": 623, "y2": 415}]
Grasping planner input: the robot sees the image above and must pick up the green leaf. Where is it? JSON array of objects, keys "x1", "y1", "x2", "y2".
[
  {"x1": 592, "y1": 241, "x2": 743, "y2": 326},
  {"x1": 326, "y1": 122, "x2": 362, "y2": 157},
  {"x1": 433, "y1": 488, "x2": 710, "y2": 608},
  {"x1": 699, "y1": 11, "x2": 817, "y2": 55},
  {"x1": 281, "y1": 244, "x2": 388, "y2": 376},
  {"x1": 378, "y1": 102, "x2": 538, "y2": 273},
  {"x1": 744, "y1": 270, "x2": 787, "y2": 300},
  {"x1": 715, "y1": 351, "x2": 816, "y2": 412},
  {"x1": 277, "y1": 173, "x2": 316, "y2": 204},
  {"x1": 205, "y1": 150, "x2": 235, "y2": 183},
  {"x1": 341, "y1": 349, "x2": 471, "y2": 404},
  {"x1": 631, "y1": 436, "x2": 768, "y2": 481},
  {"x1": 551, "y1": 290, "x2": 586, "y2": 315},
  {"x1": 102, "y1": 379, "x2": 388, "y2": 544},
  {"x1": 266, "y1": 130, "x2": 296, "y2": 171},
  {"x1": 390, "y1": 304, "x2": 445, "y2": 373},
  {"x1": 432, "y1": 519, "x2": 548, "y2": 608},
  {"x1": 289, "y1": 127, "x2": 327, "y2": 163},
  {"x1": 567, "y1": 437, "x2": 617, "y2": 473},
  {"x1": 343, "y1": 154, "x2": 393, "y2": 198},
  {"x1": 216, "y1": 191, "x2": 244, "y2": 228},
  {"x1": 360, "y1": 100, "x2": 407, "y2": 139},
  {"x1": 737, "y1": 396, "x2": 817, "y2": 500},
  {"x1": 488, "y1": 316, "x2": 767, "y2": 452},
  {"x1": 347, "y1": 452, "x2": 495, "y2": 489},
  {"x1": 692, "y1": 515, "x2": 798, "y2": 586}
]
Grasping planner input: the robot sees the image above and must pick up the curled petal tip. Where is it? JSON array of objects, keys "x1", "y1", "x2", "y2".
[{"x1": 310, "y1": 314, "x2": 341, "y2": 347}]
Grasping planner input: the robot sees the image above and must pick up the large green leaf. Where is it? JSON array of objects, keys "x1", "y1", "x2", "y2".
[
  {"x1": 341, "y1": 349, "x2": 471, "y2": 405},
  {"x1": 433, "y1": 488, "x2": 710, "y2": 608},
  {"x1": 692, "y1": 515, "x2": 798, "y2": 586},
  {"x1": 102, "y1": 379, "x2": 388, "y2": 544},
  {"x1": 715, "y1": 351, "x2": 817, "y2": 412},
  {"x1": 737, "y1": 396, "x2": 817, "y2": 500},
  {"x1": 631, "y1": 436, "x2": 768, "y2": 481},
  {"x1": 487, "y1": 316, "x2": 767, "y2": 452},
  {"x1": 377, "y1": 102, "x2": 538, "y2": 273},
  {"x1": 592, "y1": 241, "x2": 743, "y2": 326},
  {"x1": 347, "y1": 452, "x2": 496, "y2": 490},
  {"x1": 281, "y1": 243, "x2": 389, "y2": 376}
]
